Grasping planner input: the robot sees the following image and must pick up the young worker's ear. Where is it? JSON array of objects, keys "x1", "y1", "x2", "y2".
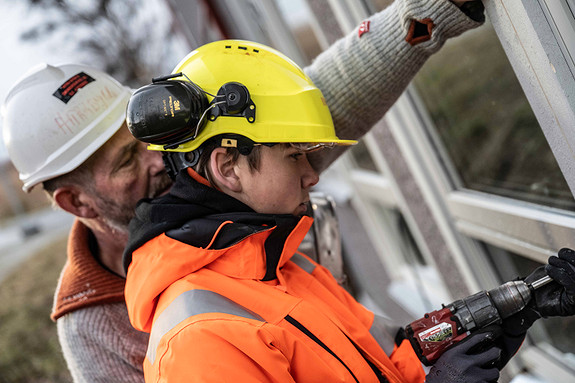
[
  {"x1": 53, "y1": 186, "x2": 98, "y2": 219},
  {"x1": 209, "y1": 147, "x2": 242, "y2": 193}
]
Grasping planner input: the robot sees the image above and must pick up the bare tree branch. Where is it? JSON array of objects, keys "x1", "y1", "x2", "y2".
[{"x1": 19, "y1": 0, "x2": 182, "y2": 87}]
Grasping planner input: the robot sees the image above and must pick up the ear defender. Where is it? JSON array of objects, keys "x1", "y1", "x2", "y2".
[
  {"x1": 126, "y1": 76, "x2": 209, "y2": 146},
  {"x1": 126, "y1": 73, "x2": 255, "y2": 151},
  {"x1": 126, "y1": 73, "x2": 258, "y2": 180}
]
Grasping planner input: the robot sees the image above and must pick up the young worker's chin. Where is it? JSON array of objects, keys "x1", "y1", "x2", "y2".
[{"x1": 293, "y1": 202, "x2": 309, "y2": 217}]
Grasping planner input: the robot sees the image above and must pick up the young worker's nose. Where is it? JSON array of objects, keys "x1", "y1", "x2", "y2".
[{"x1": 301, "y1": 159, "x2": 319, "y2": 189}]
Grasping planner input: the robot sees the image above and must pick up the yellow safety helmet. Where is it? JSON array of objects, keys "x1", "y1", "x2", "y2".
[{"x1": 126, "y1": 40, "x2": 356, "y2": 156}]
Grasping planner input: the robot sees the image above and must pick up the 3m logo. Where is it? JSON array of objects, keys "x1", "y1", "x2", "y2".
[{"x1": 53, "y1": 72, "x2": 96, "y2": 104}]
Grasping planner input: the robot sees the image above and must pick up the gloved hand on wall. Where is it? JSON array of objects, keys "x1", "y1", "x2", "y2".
[
  {"x1": 425, "y1": 329, "x2": 501, "y2": 383},
  {"x1": 503, "y1": 247, "x2": 575, "y2": 338}
]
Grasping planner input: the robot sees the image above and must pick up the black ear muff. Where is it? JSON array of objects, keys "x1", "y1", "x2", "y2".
[
  {"x1": 126, "y1": 79, "x2": 209, "y2": 145},
  {"x1": 127, "y1": 73, "x2": 256, "y2": 155}
]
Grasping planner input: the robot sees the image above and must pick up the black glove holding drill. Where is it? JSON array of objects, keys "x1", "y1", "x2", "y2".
[
  {"x1": 410, "y1": 247, "x2": 575, "y2": 379},
  {"x1": 506, "y1": 248, "x2": 575, "y2": 331},
  {"x1": 498, "y1": 248, "x2": 575, "y2": 366}
]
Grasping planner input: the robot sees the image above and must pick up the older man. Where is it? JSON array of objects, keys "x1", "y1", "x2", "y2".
[{"x1": 1, "y1": 1, "x2": 483, "y2": 381}]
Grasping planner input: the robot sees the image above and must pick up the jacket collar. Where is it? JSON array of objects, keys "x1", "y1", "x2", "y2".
[
  {"x1": 124, "y1": 168, "x2": 253, "y2": 272},
  {"x1": 125, "y1": 168, "x2": 313, "y2": 281}
]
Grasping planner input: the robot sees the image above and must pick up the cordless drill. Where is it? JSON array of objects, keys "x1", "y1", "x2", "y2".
[{"x1": 405, "y1": 275, "x2": 553, "y2": 365}]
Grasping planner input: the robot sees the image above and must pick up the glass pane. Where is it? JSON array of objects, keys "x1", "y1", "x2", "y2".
[
  {"x1": 412, "y1": 21, "x2": 575, "y2": 210},
  {"x1": 484, "y1": 243, "x2": 575, "y2": 365},
  {"x1": 349, "y1": 140, "x2": 379, "y2": 172}
]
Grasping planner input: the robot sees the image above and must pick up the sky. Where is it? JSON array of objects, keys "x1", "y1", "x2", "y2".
[
  {"x1": 0, "y1": 2, "x2": 80, "y2": 161},
  {"x1": 0, "y1": 0, "x2": 179, "y2": 162}
]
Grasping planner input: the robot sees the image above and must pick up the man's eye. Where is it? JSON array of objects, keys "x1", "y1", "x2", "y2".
[
  {"x1": 119, "y1": 145, "x2": 143, "y2": 169},
  {"x1": 290, "y1": 152, "x2": 303, "y2": 160},
  {"x1": 122, "y1": 157, "x2": 133, "y2": 167},
  {"x1": 120, "y1": 154, "x2": 136, "y2": 168}
]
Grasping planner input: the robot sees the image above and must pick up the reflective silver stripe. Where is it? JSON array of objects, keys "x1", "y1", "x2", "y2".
[
  {"x1": 291, "y1": 252, "x2": 316, "y2": 274},
  {"x1": 369, "y1": 315, "x2": 399, "y2": 356},
  {"x1": 147, "y1": 289, "x2": 263, "y2": 364}
]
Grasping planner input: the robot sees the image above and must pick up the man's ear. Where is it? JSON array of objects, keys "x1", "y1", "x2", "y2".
[
  {"x1": 53, "y1": 186, "x2": 98, "y2": 219},
  {"x1": 209, "y1": 147, "x2": 242, "y2": 193}
]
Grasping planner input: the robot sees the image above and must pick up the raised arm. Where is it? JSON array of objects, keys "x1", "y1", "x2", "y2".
[{"x1": 305, "y1": 0, "x2": 484, "y2": 173}]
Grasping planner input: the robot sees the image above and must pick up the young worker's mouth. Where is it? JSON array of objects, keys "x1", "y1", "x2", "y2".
[{"x1": 295, "y1": 201, "x2": 310, "y2": 216}]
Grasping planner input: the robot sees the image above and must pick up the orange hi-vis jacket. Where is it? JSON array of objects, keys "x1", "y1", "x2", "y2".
[{"x1": 124, "y1": 170, "x2": 425, "y2": 383}]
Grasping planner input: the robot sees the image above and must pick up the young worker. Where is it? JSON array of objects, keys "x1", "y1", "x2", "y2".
[
  {"x1": 123, "y1": 39, "x2": 575, "y2": 383},
  {"x1": 2, "y1": 1, "x2": 484, "y2": 381}
]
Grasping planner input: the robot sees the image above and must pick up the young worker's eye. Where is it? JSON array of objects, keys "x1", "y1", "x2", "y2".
[{"x1": 290, "y1": 152, "x2": 304, "y2": 161}]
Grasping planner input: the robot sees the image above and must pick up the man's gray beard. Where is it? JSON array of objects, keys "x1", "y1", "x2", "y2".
[
  {"x1": 94, "y1": 197, "x2": 134, "y2": 236},
  {"x1": 92, "y1": 173, "x2": 173, "y2": 234}
]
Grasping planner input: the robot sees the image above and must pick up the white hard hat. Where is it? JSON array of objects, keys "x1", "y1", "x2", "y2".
[{"x1": 1, "y1": 63, "x2": 132, "y2": 192}]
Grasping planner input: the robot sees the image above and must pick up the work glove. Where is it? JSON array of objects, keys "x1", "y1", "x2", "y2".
[
  {"x1": 503, "y1": 247, "x2": 575, "y2": 336},
  {"x1": 537, "y1": 247, "x2": 575, "y2": 316},
  {"x1": 425, "y1": 329, "x2": 501, "y2": 383},
  {"x1": 497, "y1": 247, "x2": 575, "y2": 368}
]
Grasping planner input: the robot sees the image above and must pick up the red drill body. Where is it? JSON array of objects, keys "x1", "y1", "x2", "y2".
[{"x1": 405, "y1": 276, "x2": 551, "y2": 365}]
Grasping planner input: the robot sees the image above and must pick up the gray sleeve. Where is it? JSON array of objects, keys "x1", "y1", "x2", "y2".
[
  {"x1": 304, "y1": 0, "x2": 484, "y2": 173},
  {"x1": 57, "y1": 303, "x2": 149, "y2": 383}
]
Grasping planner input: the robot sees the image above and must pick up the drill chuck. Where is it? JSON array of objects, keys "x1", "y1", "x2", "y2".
[{"x1": 488, "y1": 280, "x2": 532, "y2": 319}]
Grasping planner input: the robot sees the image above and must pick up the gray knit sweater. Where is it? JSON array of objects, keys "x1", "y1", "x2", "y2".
[{"x1": 55, "y1": 1, "x2": 482, "y2": 382}]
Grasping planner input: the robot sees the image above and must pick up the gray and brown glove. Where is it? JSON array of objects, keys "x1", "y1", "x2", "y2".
[{"x1": 425, "y1": 329, "x2": 501, "y2": 383}]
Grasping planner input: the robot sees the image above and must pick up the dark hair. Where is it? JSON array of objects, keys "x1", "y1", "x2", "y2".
[{"x1": 195, "y1": 136, "x2": 263, "y2": 180}]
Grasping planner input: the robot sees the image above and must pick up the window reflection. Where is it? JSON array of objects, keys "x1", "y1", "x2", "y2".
[{"x1": 413, "y1": 22, "x2": 575, "y2": 210}]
